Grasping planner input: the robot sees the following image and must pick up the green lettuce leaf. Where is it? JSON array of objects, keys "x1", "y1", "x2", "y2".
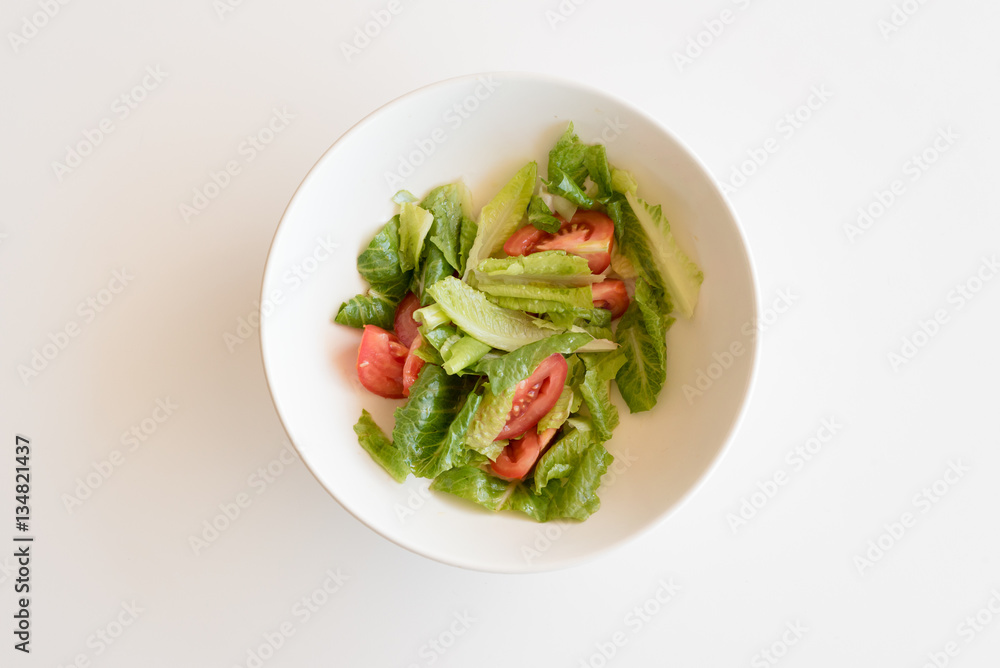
[
  {"x1": 430, "y1": 466, "x2": 513, "y2": 512},
  {"x1": 465, "y1": 384, "x2": 514, "y2": 460},
  {"x1": 398, "y1": 203, "x2": 435, "y2": 272},
  {"x1": 353, "y1": 410, "x2": 409, "y2": 483},
  {"x1": 458, "y1": 215, "x2": 478, "y2": 276},
  {"x1": 624, "y1": 191, "x2": 703, "y2": 318},
  {"x1": 473, "y1": 332, "x2": 592, "y2": 395},
  {"x1": 578, "y1": 350, "x2": 627, "y2": 442},
  {"x1": 442, "y1": 336, "x2": 492, "y2": 375},
  {"x1": 527, "y1": 195, "x2": 561, "y2": 233},
  {"x1": 611, "y1": 168, "x2": 637, "y2": 196},
  {"x1": 463, "y1": 162, "x2": 536, "y2": 279},
  {"x1": 584, "y1": 144, "x2": 613, "y2": 198},
  {"x1": 474, "y1": 251, "x2": 599, "y2": 287},
  {"x1": 427, "y1": 276, "x2": 569, "y2": 352},
  {"x1": 423, "y1": 183, "x2": 467, "y2": 272},
  {"x1": 357, "y1": 216, "x2": 412, "y2": 301},
  {"x1": 392, "y1": 365, "x2": 474, "y2": 478},
  {"x1": 614, "y1": 277, "x2": 673, "y2": 413},
  {"x1": 476, "y1": 281, "x2": 593, "y2": 310},
  {"x1": 333, "y1": 294, "x2": 396, "y2": 330},
  {"x1": 417, "y1": 243, "x2": 453, "y2": 306},
  {"x1": 531, "y1": 438, "x2": 612, "y2": 520},
  {"x1": 533, "y1": 427, "x2": 592, "y2": 492}
]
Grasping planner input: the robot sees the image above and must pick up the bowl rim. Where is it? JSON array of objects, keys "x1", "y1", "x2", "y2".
[{"x1": 259, "y1": 70, "x2": 761, "y2": 573}]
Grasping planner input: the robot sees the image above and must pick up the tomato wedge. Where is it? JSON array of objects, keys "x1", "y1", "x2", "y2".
[
  {"x1": 356, "y1": 325, "x2": 408, "y2": 399},
  {"x1": 495, "y1": 354, "x2": 568, "y2": 441},
  {"x1": 502, "y1": 210, "x2": 614, "y2": 274},
  {"x1": 592, "y1": 279, "x2": 630, "y2": 319},
  {"x1": 490, "y1": 428, "x2": 558, "y2": 480},
  {"x1": 393, "y1": 292, "x2": 421, "y2": 348},
  {"x1": 402, "y1": 334, "x2": 425, "y2": 397}
]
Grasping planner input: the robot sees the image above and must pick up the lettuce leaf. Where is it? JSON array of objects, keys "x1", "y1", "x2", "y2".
[
  {"x1": 465, "y1": 384, "x2": 514, "y2": 460},
  {"x1": 458, "y1": 215, "x2": 478, "y2": 276},
  {"x1": 463, "y1": 162, "x2": 536, "y2": 279},
  {"x1": 430, "y1": 466, "x2": 513, "y2": 512},
  {"x1": 333, "y1": 294, "x2": 396, "y2": 330},
  {"x1": 624, "y1": 191, "x2": 703, "y2": 318},
  {"x1": 423, "y1": 183, "x2": 467, "y2": 273},
  {"x1": 427, "y1": 276, "x2": 569, "y2": 352},
  {"x1": 578, "y1": 350, "x2": 627, "y2": 442},
  {"x1": 533, "y1": 427, "x2": 592, "y2": 492},
  {"x1": 353, "y1": 410, "x2": 409, "y2": 483},
  {"x1": 356, "y1": 215, "x2": 411, "y2": 301},
  {"x1": 531, "y1": 438, "x2": 612, "y2": 520},
  {"x1": 442, "y1": 336, "x2": 492, "y2": 375},
  {"x1": 417, "y1": 243, "x2": 453, "y2": 306},
  {"x1": 476, "y1": 281, "x2": 593, "y2": 310},
  {"x1": 398, "y1": 203, "x2": 435, "y2": 272},
  {"x1": 527, "y1": 195, "x2": 561, "y2": 233},
  {"x1": 392, "y1": 365, "x2": 474, "y2": 478},
  {"x1": 614, "y1": 277, "x2": 674, "y2": 413},
  {"x1": 474, "y1": 251, "x2": 600, "y2": 287}
]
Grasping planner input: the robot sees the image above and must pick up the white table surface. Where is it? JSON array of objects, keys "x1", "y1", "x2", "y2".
[{"x1": 3, "y1": 1, "x2": 999, "y2": 666}]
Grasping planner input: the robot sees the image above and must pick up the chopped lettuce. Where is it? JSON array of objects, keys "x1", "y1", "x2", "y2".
[
  {"x1": 427, "y1": 277, "x2": 569, "y2": 352},
  {"x1": 423, "y1": 183, "x2": 468, "y2": 273},
  {"x1": 578, "y1": 350, "x2": 627, "y2": 442},
  {"x1": 476, "y1": 281, "x2": 593, "y2": 310},
  {"x1": 527, "y1": 195, "x2": 561, "y2": 233},
  {"x1": 392, "y1": 366, "x2": 474, "y2": 478},
  {"x1": 356, "y1": 215, "x2": 411, "y2": 301},
  {"x1": 353, "y1": 410, "x2": 409, "y2": 483},
  {"x1": 474, "y1": 251, "x2": 600, "y2": 287},
  {"x1": 624, "y1": 191, "x2": 703, "y2": 318},
  {"x1": 465, "y1": 384, "x2": 514, "y2": 460},
  {"x1": 398, "y1": 203, "x2": 435, "y2": 272},
  {"x1": 463, "y1": 162, "x2": 536, "y2": 279},
  {"x1": 614, "y1": 277, "x2": 673, "y2": 413},
  {"x1": 442, "y1": 336, "x2": 492, "y2": 375},
  {"x1": 333, "y1": 294, "x2": 396, "y2": 330}
]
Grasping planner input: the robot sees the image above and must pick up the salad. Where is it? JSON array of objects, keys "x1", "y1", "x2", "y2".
[{"x1": 333, "y1": 123, "x2": 703, "y2": 522}]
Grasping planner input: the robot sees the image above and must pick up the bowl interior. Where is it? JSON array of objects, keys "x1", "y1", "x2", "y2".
[{"x1": 261, "y1": 73, "x2": 758, "y2": 572}]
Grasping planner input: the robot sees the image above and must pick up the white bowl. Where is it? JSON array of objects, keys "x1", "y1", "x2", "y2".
[{"x1": 261, "y1": 72, "x2": 758, "y2": 573}]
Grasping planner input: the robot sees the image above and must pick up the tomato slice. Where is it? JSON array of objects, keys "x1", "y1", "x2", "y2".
[
  {"x1": 591, "y1": 279, "x2": 630, "y2": 319},
  {"x1": 356, "y1": 325, "x2": 408, "y2": 399},
  {"x1": 495, "y1": 354, "x2": 568, "y2": 441},
  {"x1": 402, "y1": 334, "x2": 425, "y2": 397},
  {"x1": 393, "y1": 292, "x2": 421, "y2": 348},
  {"x1": 490, "y1": 428, "x2": 559, "y2": 481},
  {"x1": 502, "y1": 210, "x2": 614, "y2": 274}
]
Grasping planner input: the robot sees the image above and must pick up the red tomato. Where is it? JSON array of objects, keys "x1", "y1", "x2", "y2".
[
  {"x1": 490, "y1": 428, "x2": 559, "y2": 481},
  {"x1": 402, "y1": 334, "x2": 425, "y2": 397},
  {"x1": 490, "y1": 430, "x2": 543, "y2": 480},
  {"x1": 502, "y1": 210, "x2": 615, "y2": 274},
  {"x1": 495, "y1": 354, "x2": 568, "y2": 441},
  {"x1": 356, "y1": 325, "x2": 408, "y2": 399},
  {"x1": 393, "y1": 292, "x2": 421, "y2": 348},
  {"x1": 591, "y1": 279, "x2": 630, "y2": 319}
]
